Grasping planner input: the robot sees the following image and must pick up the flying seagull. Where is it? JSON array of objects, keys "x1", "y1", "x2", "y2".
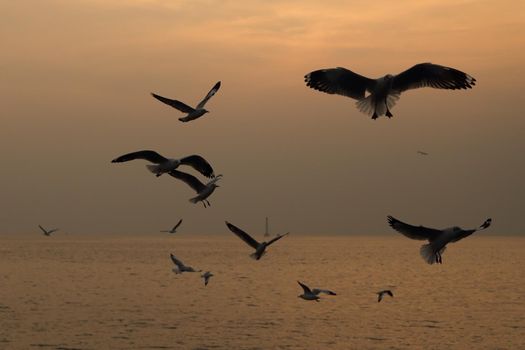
[
  {"x1": 297, "y1": 282, "x2": 337, "y2": 301},
  {"x1": 169, "y1": 170, "x2": 222, "y2": 208},
  {"x1": 111, "y1": 150, "x2": 215, "y2": 178},
  {"x1": 152, "y1": 81, "x2": 221, "y2": 122},
  {"x1": 201, "y1": 271, "x2": 213, "y2": 286},
  {"x1": 170, "y1": 253, "x2": 200, "y2": 274},
  {"x1": 417, "y1": 150, "x2": 429, "y2": 156},
  {"x1": 38, "y1": 225, "x2": 59, "y2": 236},
  {"x1": 161, "y1": 219, "x2": 183, "y2": 233},
  {"x1": 387, "y1": 216, "x2": 492, "y2": 264},
  {"x1": 377, "y1": 290, "x2": 394, "y2": 303},
  {"x1": 304, "y1": 63, "x2": 475, "y2": 119},
  {"x1": 225, "y1": 221, "x2": 289, "y2": 260}
]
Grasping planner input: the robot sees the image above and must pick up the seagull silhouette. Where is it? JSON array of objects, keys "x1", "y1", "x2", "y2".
[
  {"x1": 111, "y1": 150, "x2": 215, "y2": 178},
  {"x1": 225, "y1": 221, "x2": 289, "y2": 260},
  {"x1": 387, "y1": 216, "x2": 492, "y2": 264},
  {"x1": 38, "y1": 225, "x2": 59, "y2": 236},
  {"x1": 152, "y1": 81, "x2": 221, "y2": 122},
  {"x1": 169, "y1": 171, "x2": 222, "y2": 208},
  {"x1": 305, "y1": 63, "x2": 475, "y2": 119}
]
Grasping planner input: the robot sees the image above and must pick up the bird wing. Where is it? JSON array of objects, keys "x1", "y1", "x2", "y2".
[
  {"x1": 173, "y1": 219, "x2": 183, "y2": 231},
  {"x1": 48, "y1": 229, "x2": 59, "y2": 234},
  {"x1": 111, "y1": 150, "x2": 168, "y2": 164},
  {"x1": 151, "y1": 93, "x2": 196, "y2": 113},
  {"x1": 387, "y1": 216, "x2": 442, "y2": 241},
  {"x1": 312, "y1": 288, "x2": 336, "y2": 296},
  {"x1": 297, "y1": 281, "x2": 313, "y2": 294},
  {"x1": 38, "y1": 225, "x2": 47, "y2": 234},
  {"x1": 196, "y1": 81, "x2": 221, "y2": 109},
  {"x1": 168, "y1": 170, "x2": 206, "y2": 193},
  {"x1": 304, "y1": 67, "x2": 375, "y2": 100},
  {"x1": 170, "y1": 253, "x2": 185, "y2": 269},
  {"x1": 386, "y1": 290, "x2": 394, "y2": 297},
  {"x1": 392, "y1": 63, "x2": 476, "y2": 92},
  {"x1": 450, "y1": 218, "x2": 492, "y2": 242},
  {"x1": 265, "y1": 232, "x2": 289, "y2": 246},
  {"x1": 179, "y1": 155, "x2": 215, "y2": 178},
  {"x1": 225, "y1": 221, "x2": 260, "y2": 249}
]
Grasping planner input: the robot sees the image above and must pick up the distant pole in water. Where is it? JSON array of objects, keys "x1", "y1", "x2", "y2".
[{"x1": 264, "y1": 217, "x2": 270, "y2": 237}]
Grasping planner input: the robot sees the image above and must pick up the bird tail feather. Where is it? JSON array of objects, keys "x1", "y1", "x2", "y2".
[
  {"x1": 420, "y1": 244, "x2": 446, "y2": 265},
  {"x1": 356, "y1": 93, "x2": 399, "y2": 117}
]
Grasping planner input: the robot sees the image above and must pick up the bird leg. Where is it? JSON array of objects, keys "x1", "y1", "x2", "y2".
[
  {"x1": 372, "y1": 111, "x2": 379, "y2": 120},
  {"x1": 206, "y1": 200, "x2": 211, "y2": 207},
  {"x1": 202, "y1": 201, "x2": 207, "y2": 208},
  {"x1": 386, "y1": 109, "x2": 393, "y2": 118},
  {"x1": 155, "y1": 173, "x2": 162, "y2": 177}
]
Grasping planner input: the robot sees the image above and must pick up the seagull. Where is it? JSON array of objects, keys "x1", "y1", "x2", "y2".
[
  {"x1": 201, "y1": 271, "x2": 214, "y2": 286},
  {"x1": 377, "y1": 290, "x2": 394, "y2": 303},
  {"x1": 225, "y1": 221, "x2": 289, "y2": 260},
  {"x1": 170, "y1": 253, "x2": 200, "y2": 274},
  {"x1": 304, "y1": 63, "x2": 476, "y2": 119},
  {"x1": 297, "y1": 281, "x2": 320, "y2": 302},
  {"x1": 160, "y1": 219, "x2": 183, "y2": 233},
  {"x1": 417, "y1": 150, "x2": 429, "y2": 156},
  {"x1": 111, "y1": 150, "x2": 215, "y2": 178},
  {"x1": 38, "y1": 225, "x2": 59, "y2": 236},
  {"x1": 387, "y1": 216, "x2": 492, "y2": 264},
  {"x1": 152, "y1": 81, "x2": 221, "y2": 122},
  {"x1": 169, "y1": 170, "x2": 222, "y2": 208}
]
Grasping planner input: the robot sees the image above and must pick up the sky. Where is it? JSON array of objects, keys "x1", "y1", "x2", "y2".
[{"x1": 1, "y1": 0, "x2": 524, "y2": 235}]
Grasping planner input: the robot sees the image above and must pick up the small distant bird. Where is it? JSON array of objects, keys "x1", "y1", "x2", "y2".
[
  {"x1": 111, "y1": 150, "x2": 215, "y2": 178},
  {"x1": 387, "y1": 216, "x2": 492, "y2": 264},
  {"x1": 297, "y1": 281, "x2": 320, "y2": 302},
  {"x1": 377, "y1": 290, "x2": 394, "y2": 303},
  {"x1": 304, "y1": 63, "x2": 475, "y2": 119},
  {"x1": 152, "y1": 81, "x2": 221, "y2": 122},
  {"x1": 417, "y1": 150, "x2": 429, "y2": 156},
  {"x1": 225, "y1": 221, "x2": 289, "y2": 260},
  {"x1": 38, "y1": 225, "x2": 59, "y2": 236},
  {"x1": 170, "y1": 253, "x2": 200, "y2": 274},
  {"x1": 161, "y1": 219, "x2": 183, "y2": 234},
  {"x1": 201, "y1": 271, "x2": 214, "y2": 286},
  {"x1": 169, "y1": 171, "x2": 222, "y2": 208}
]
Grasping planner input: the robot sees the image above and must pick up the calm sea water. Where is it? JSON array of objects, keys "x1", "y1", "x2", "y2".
[{"x1": 1, "y1": 234, "x2": 523, "y2": 349}]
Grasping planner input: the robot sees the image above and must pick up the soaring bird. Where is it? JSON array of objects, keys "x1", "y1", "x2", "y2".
[
  {"x1": 160, "y1": 219, "x2": 183, "y2": 233},
  {"x1": 297, "y1": 282, "x2": 336, "y2": 301},
  {"x1": 387, "y1": 216, "x2": 492, "y2": 264},
  {"x1": 170, "y1": 253, "x2": 200, "y2": 274},
  {"x1": 304, "y1": 63, "x2": 476, "y2": 119},
  {"x1": 38, "y1": 225, "x2": 59, "y2": 236},
  {"x1": 377, "y1": 290, "x2": 394, "y2": 303},
  {"x1": 152, "y1": 81, "x2": 221, "y2": 122},
  {"x1": 111, "y1": 150, "x2": 215, "y2": 178},
  {"x1": 225, "y1": 221, "x2": 289, "y2": 260},
  {"x1": 417, "y1": 150, "x2": 429, "y2": 156},
  {"x1": 169, "y1": 170, "x2": 222, "y2": 208},
  {"x1": 201, "y1": 271, "x2": 214, "y2": 286}
]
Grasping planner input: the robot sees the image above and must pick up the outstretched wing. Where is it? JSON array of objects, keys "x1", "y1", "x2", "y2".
[
  {"x1": 225, "y1": 221, "x2": 260, "y2": 249},
  {"x1": 169, "y1": 170, "x2": 206, "y2": 193},
  {"x1": 111, "y1": 150, "x2": 168, "y2": 164},
  {"x1": 387, "y1": 216, "x2": 442, "y2": 241},
  {"x1": 312, "y1": 288, "x2": 336, "y2": 296},
  {"x1": 170, "y1": 253, "x2": 185, "y2": 269},
  {"x1": 47, "y1": 229, "x2": 59, "y2": 234},
  {"x1": 196, "y1": 81, "x2": 221, "y2": 109},
  {"x1": 304, "y1": 67, "x2": 375, "y2": 100},
  {"x1": 297, "y1": 281, "x2": 313, "y2": 294},
  {"x1": 151, "y1": 93, "x2": 196, "y2": 113},
  {"x1": 38, "y1": 225, "x2": 47, "y2": 234},
  {"x1": 392, "y1": 63, "x2": 476, "y2": 92},
  {"x1": 173, "y1": 219, "x2": 183, "y2": 231},
  {"x1": 266, "y1": 232, "x2": 289, "y2": 246},
  {"x1": 450, "y1": 218, "x2": 492, "y2": 242},
  {"x1": 180, "y1": 155, "x2": 215, "y2": 178}
]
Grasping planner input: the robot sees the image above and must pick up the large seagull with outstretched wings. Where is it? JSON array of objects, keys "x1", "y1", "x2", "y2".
[
  {"x1": 305, "y1": 63, "x2": 475, "y2": 119},
  {"x1": 387, "y1": 216, "x2": 492, "y2": 264}
]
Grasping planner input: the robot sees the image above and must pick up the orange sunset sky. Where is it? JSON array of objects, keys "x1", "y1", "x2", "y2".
[{"x1": 1, "y1": 0, "x2": 524, "y2": 235}]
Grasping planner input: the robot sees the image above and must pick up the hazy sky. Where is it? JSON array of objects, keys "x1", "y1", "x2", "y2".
[{"x1": 1, "y1": 0, "x2": 524, "y2": 235}]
